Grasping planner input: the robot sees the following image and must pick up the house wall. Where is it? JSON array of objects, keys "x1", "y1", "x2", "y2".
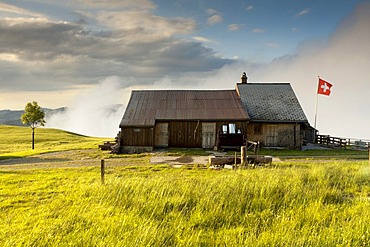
[
  {"x1": 120, "y1": 120, "x2": 248, "y2": 151},
  {"x1": 169, "y1": 121, "x2": 248, "y2": 148},
  {"x1": 120, "y1": 127, "x2": 154, "y2": 152},
  {"x1": 169, "y1": 121, "x2": 202, "y2": 148},
  {"x1": 247, "y1": 123, "x2": 304, "y2": 149}
]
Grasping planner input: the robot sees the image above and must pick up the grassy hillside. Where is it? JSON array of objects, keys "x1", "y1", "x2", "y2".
[
  {"x1": 0, "y1": 161, "x2": 369, "y2": 246},
  {"x1": 0, "y1": 125, "x2": 109, "y2": 159}
]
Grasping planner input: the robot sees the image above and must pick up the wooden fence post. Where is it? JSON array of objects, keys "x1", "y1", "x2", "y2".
[
  {"x1": 101, "y1": 159, "x2": 105, "y2": 184},
  {"x1": 241, "y1": 146, "x2": 246, "y2": 167}
]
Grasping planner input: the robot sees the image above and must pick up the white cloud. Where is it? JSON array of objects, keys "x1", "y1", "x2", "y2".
[
  {"x1": 295, "y1": 9, "x2": 309, "y2": 17},
  {"x1": 246, "y1": 5, "x2": 253, "y2": 11},
  {"x1": 74, "y1": 0, "x2": 156, "y2": 10},
  {"x1": 207, "y1": 14, "x2": 223, "y2": 25},
  {"x1": 205, "y1": 8, "x2": 219, "y2": 15},
  {"x1": 252, "y1": 28, "x2": 265, "y2": 33},
  {"x1": 0, "y1": 53, "x2": 19, "y2": 62},
  {"x1": 96, "y1": 10, "x2": 196, "y2": 41},
  {"x1": 193, "y1": 36, "x2": 213, "y2": 43},
  {"x1": 228, "y1": 24, "x2": 242, "y2": 31},
  {"x1": 0, "y1": 3, "x2": 45, "y2": 17}
]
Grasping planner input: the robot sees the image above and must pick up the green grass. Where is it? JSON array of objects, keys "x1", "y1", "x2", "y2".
[
  {"x1": 0, "y1": 125, "x2": 109, "y2": 159},
  {"x1": 1, "y1": 161, "x2": 370, "y2": 246},
  {"x1": 1, "y1": 125, "x2": 370, "y2": 245}
]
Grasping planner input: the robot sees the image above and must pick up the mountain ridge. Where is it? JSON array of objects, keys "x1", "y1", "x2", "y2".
[{"x1": 0, "y1": 107, "x2": 67, "y2": 126}]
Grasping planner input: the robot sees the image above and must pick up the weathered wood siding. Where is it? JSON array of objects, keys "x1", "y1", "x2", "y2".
[
  {"x1": 247, "y1": 123, "x2": 304, "y2": 149},
  {"x1": 168, "y1": 121, "x2": 202, "y2": 148},
  {"x1": 121, "y1": 127, "x2": 154, "y2": 147},
  {"x1": 121, "y1": 121, "x2": 248, "y2": 149}
]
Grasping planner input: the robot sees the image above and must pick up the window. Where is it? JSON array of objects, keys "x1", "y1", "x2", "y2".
[
  {"x1": 229, "y1": 123, "x2": 236, "y2": 134},
  {"x1": 222, "y1": 124, "x2": 228, "y2": 134},
  {"x1": 222, "y1": 123, "x2": 238, "y2": 134}
]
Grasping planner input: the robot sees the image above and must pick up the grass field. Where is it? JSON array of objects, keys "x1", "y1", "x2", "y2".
[
  {"x1": 0, "y1": 125, "x2": 109, "y2": 159},
  {"x1": 1, "y1": 125, "x2": 370, "y2": 246},
  {"x1": 1, "y1": 162, "x2": 370, "y2": 246}
]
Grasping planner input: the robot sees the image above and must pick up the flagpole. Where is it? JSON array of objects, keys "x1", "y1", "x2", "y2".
[{"x1": 314, "y1": 76, "x2": 320, "y2": 132}]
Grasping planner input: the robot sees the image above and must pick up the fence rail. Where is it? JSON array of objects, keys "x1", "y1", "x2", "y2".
[{"x1": 315, "y1": 135, "x2": 370, "y2": 150}]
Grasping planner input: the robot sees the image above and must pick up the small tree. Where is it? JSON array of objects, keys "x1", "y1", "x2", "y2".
[{"x1": 21, "y1": 101, "x2": 46, "y2": 150}]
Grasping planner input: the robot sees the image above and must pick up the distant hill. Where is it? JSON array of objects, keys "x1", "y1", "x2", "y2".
[
  {"x1": 0, "y1": 125, "x2": 108, "y2": 159},
  {"x1": 0, "y1": 107, "x2": 67, "y2": 126}
]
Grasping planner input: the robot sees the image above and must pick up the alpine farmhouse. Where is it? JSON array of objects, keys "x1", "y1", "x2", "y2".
[{"x1": 117, "y1": 73, "x2": 312, "y2": 153}]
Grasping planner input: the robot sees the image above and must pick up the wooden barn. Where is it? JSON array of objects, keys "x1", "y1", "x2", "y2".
[
  {"x1": 119, "y1": 90, "x2": 249, "y2": 153},
  {"x1": 236, "y1": 73, "x2": 310, "y2": 149}
]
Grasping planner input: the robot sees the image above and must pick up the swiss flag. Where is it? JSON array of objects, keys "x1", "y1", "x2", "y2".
[{"x1": 317, "y1": 78, "x2": 333, "y2": 96}]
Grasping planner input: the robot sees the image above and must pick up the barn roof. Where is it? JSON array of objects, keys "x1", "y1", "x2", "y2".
[
  {"x1": 236, "y1": 83, "x2": 308, "y2": 123},
  {"x1": 120, "y1": 90, "x2": 249, "y2": 127}
]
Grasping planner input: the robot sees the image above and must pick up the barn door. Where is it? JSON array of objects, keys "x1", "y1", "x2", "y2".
[
  {"x1": 266, "y1": 125, "x2": 278, "y2": 146},
  {"x1": 155, "y1": 123, "x2": 169, "y2": 147},
  {"x1": 202, "y1": 122, "x2": 216, "y2": 149}
]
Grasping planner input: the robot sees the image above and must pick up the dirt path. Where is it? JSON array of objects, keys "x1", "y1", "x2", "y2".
[
  {"x1": 1, "y1": 149, "x2": 367, "y2": 170},
  {"x1": 0, "y1": 150, "x2": 148, "y2": 170}
]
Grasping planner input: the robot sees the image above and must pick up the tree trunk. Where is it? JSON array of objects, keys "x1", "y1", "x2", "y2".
[{"x1": 32, "y1": 128, "x2": 35, "y2": 150}]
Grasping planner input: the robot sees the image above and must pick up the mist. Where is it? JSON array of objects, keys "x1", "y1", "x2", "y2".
[{"x1": 46, "y1": 76, "x2": 127, "y2": 137}]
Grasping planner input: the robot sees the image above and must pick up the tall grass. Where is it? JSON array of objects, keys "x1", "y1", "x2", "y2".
[{"x1": 1, "y1": 161, "x2": 369, "y2": 246}]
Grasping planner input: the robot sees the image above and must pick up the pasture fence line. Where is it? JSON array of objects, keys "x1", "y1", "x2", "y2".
[{"x1": 315, "y1": 134, "x2": 370, "y2": 150}]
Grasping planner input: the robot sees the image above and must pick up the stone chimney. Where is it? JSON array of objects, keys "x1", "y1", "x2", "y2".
[{"x1": 241, "y1": 72, "x2": 248, "y2": 84}]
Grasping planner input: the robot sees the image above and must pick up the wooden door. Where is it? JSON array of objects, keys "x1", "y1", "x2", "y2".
[
  {"x1": 155, "y1": 123, "x2": 169, "y2": 147},
  {"x1": 202, "y1": 122, "x2": 216, "y2": 149},
  {"x1": 266, "y1": 125, "x2": 278, "y2": 146}
]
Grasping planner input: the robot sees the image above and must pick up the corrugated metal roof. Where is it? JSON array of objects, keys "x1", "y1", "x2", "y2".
[
  {"x1": 236, "y1": 83, "x2": 308, "y2": 123},
  {"x1": 120, "y1": 90, "x2": 249, "y2": 127}
]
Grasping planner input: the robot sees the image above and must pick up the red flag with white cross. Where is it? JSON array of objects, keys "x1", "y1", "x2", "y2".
[{"x1": 317, "y1": 78, "x2": 333, "y2": 96}]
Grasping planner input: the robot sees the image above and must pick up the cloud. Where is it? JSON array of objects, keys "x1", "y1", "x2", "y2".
[
  {"x1": 252, "y1": 28, "x2": 265, "y2": 33},
  {"x1": 228, "y1": 24, "x2": 243, "y2": 31},
  {"x1": 207, "y1": 14, "x2": 223, "y2": 25},
  {"x1": 74, "y1": 0, "x2": 156, "y2": 10},
  {"x1": 295, "y1": 9, "x2": 309, "y2": 17},
  {"x1": 0, "y1": 3, "x2": 233, "y2": 93},
  {"x1": 0, "y1": 18, "x2": 84, "y2": 60},
  {"x1": 205, "y1": 8, "x2": 219, "y2": 15},
  {"x1": 205, "y1": 8, "x2": 223, "y2": 25},
  {"x1": 246, "y1": 5, "x2": 253, "y2": 11},
  {"x1": 0, "y1": 3, "x2": 45, "y2": 17},
  {"x1": 95, "y1": 11, "x2": 196, "y2": 38},
  {"x1": 193, "y1": 36, "x2": 213, "y2": 43}
]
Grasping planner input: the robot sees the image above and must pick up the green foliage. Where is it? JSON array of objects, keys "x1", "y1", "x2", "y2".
[
  {"x1": 1, "y1": 161, "x2": 369, "y2": 246},
  {"x1": 0, "y1": 125, "x2": 109, "y2": 159},
  {"x1": 20, "y1": 101, "x2": 46, "y2": 129}
]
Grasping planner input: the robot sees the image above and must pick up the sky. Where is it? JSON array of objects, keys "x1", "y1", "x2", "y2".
[{"x1": 0, "y1": 0, "x2": 369, "y2": 139}]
